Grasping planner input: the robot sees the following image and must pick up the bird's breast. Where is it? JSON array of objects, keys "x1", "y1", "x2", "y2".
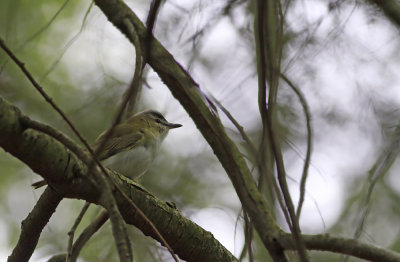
[{"x1": 102, "y1": 146, "x2": 154, "y2": 179}]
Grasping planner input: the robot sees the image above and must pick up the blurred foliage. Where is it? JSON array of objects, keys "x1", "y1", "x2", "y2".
[{"x1": 1, "y1": 0, "x2": 400, "y2": 261}]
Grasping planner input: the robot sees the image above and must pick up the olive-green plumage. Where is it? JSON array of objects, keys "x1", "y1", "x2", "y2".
[{"x1": 93, "y1": 110, "x2": 182, "y2": 178}]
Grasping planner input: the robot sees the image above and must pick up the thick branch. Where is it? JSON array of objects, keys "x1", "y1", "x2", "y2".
[
  {"x1": 280, "y1": 233, "x2": 400, "y2": 262},
  {"x1": 0, "y1": 97, "x2": 237, "y2": 262},
  {"x1": 370, "y1": 0, "x2": 400, "y2": 26}
]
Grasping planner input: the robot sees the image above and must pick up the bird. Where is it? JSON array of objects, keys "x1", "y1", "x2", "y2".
[
  {"x1": 93, "y1": 110, "x2": 182, "y2": 178},
  {"x1": 32, "y1": 110, "x2": 182, "y2": 188}
]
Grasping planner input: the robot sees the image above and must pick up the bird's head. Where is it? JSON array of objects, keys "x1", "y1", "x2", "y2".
[{"x1": 128, "y1": 110, "x2": 182, "y2": 140}]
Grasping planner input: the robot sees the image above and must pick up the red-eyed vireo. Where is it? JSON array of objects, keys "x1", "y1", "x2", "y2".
[
  {"x1": 32, "y1": 110, "x2": 181, "y2": 188},
  {"x1": 94, "y1": 110, "x2": 182, "y2": 179}
]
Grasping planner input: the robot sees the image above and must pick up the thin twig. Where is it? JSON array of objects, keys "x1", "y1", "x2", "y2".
[
  {"x1": 0, "y1": 38, "x2": 109, "y2": 182},
  {"x1": 235, "y1": 209, "x2": 246, "y2": 262},
  {"x1": 255, "y1": 0, "x2": 308, "y2": 261},
  {"x1": 254, "y1": 0, "x2": 290, "y2": 229},
  {"x1": 0, "y1": 0, "x2": 71, "y2": 73},
  {"x1": 244, "y1": 211, "x2": 254, "y2": 262},
  {"x1": 123, "y1": 18, "x2": 144, "y2": 115},
  {"x1": 280, "y1": 74, "x2": 313, "y2": 218},
  {"x1": 211, "y1": 97, "x2": 257, "y2": 159},
  {"x1": 122, "y1": 11, "x2": 180, "y2": 261},
  {"x1": 18, "y1": 0, "x2": 71, "y2": 52},
  {"x1": 341, "y1": 124, "x2": 400, "y2": 262},
  {"x1": 126, "y1": 0, "x2": 162, "y2": 113},
  {"x1": 69, "y1": 210, "x2": 110, "y2": 262},
  {"x1": 66, "y1": 202, "x2": 90, "y2": 262},
  {"x1": 0, "y1": 38, "x2": 93, "y2": 159},
  {"x1": 41, "y1": 1, "x2": 94, "y2": 81},
  {"x1": 211, "y1": 95, "x2": 290, "y2": 223},
  {"x1": 255, "y1": 0, "x2": 294, "y2": 236}
]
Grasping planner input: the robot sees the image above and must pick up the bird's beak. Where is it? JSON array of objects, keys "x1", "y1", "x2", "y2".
[{"x1": 165, "y1": 122, "x2": 182, "y2": 129}]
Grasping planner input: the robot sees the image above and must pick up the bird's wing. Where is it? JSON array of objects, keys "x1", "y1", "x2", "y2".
[{"x1": 93, "y1": 124, "x2": 144, "y2": 160}]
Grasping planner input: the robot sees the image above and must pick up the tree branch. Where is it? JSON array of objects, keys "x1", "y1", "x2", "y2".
[
  {"x1": 7, "y1": 187, "x2": 63, "y2": 262},
  {"x1": 66, "y1": 202, "x2": 91, "y2": 262},
  {"x1": 279, "y1": 73, "x2": 313, "y2": 218},
  {"x1": 70, "y1": 210, "x2": 109, "y2": 262},
  {"x1": 41, "y1": 210, "x2": 109, "y2": 262},
  {"x1": 370, "y1": 0, "x2": 400, "y2": 26},
  {"x1": 255, "y1": 0, "x2": 307, "y2": 260},
  {"x1": 280, "y1": 233, "x2": 400, "y2": 262}
]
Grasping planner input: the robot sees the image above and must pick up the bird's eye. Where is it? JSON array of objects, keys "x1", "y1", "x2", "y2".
[{"x1": 156, "y1": 119, "x2": 161, "y2": 123}]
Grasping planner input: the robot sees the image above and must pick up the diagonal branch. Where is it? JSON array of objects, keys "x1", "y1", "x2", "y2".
[
  {"x1": 280, "y1": 73, "x2": 313, "y2": 218},
  {"x1": 255, "y1": 0, "x2": 307, "y2": 260},
  {"x1": 41, "y1": 210, "x2": 109, "y2": 262},
  {"x1": 8, "y1": 187, "x2": 63, "y2": 262},
  {"x1": 66, "y1": 202, "x2": 91, "y2": 262},
  {"x1": 70, "y1": 210, "x2": 110, "y2": 262}
]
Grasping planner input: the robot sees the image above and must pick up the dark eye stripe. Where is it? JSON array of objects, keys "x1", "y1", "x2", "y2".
[{"x1": 149, "y1": 111, "x2": 166, "y2": 121}]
